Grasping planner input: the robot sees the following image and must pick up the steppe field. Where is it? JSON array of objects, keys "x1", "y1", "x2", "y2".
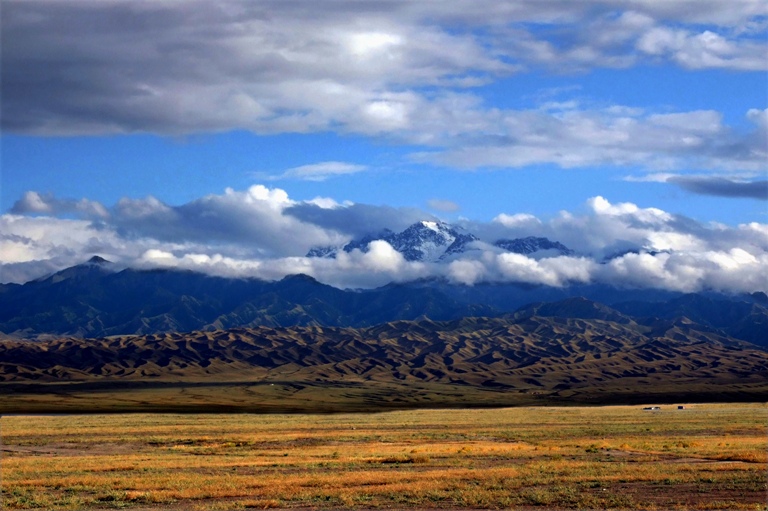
[{"x1": 1, "y1": 403, "x2": 766, "y2": 511}]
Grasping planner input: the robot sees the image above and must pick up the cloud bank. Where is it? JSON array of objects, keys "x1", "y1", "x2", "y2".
[
  {"x1": 2, "y1": 1, "x2": 765, "y2": 178},
  {"x1": 3, "y1": 186, "x2": 766, "y2": 294},
  {"x1": 668, "y1": 177, "x2": 768, "y2": 199}
]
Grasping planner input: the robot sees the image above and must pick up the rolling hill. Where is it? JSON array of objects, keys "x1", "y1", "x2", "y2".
[{"x1": 2, "y1": 306, "x2": 766, "y2": 399}]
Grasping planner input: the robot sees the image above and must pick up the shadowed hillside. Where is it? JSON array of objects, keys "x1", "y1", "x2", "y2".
[
  {"x1": 3, "y1": 262, "x2": 767, "y2": 412},
  {"x1": 3, "y1": 314, "x2": 766, "y2": 405},
  {"x1": 1, "y1": 261, "x2": 766, "y2": 346}
]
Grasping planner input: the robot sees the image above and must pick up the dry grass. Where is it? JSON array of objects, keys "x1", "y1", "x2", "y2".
[{"x1": 1, "y1": 403, "x2": 766, "y2": 510}]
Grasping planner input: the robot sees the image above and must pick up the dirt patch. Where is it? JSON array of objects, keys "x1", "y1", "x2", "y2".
[
  {"x1": 2, "y1": 441, "x2": 142, "y2": 457},
  {"x1": 597, "y1": 480, "x2": 768, "y2": 509}
]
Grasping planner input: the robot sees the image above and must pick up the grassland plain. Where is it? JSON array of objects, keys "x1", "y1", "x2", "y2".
[{"x1": 1, "y1": 403, "x2": 766, "y2": 510}]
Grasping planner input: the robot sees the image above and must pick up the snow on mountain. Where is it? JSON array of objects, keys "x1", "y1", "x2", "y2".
[
  {"x1": 442, "y1": 233, "x2": 480, "y2": 259},
  {"x1": 306, "y1": 246, "x2": 339, "y2": 258},
  {"x1": 307, "y1": 223, "x2": 572, "y2": 262},
  {"x1": 386, "y1": 221, "x2": 461, "y2": 261},
  {"x1": 344, "y1": 230, "x2": 395, "y2": 254},
  {"x1": 493, "y1": 237, "x2": 573, "y2": 256}
]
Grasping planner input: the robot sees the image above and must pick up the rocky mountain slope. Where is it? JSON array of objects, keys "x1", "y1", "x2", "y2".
[{"x1": 0, "y1": 268, "x2": 492, "y2": 339}]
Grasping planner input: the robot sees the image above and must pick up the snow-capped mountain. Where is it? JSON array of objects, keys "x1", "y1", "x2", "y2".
[
  {"x1": 307, "y1": 222, "x2": 574, "y2": 262},
  {"x1": 305, "y1": 246, "x2": 341, "y2": 258},
  {"x1": 306, "y1": 230, "x2": 396, "y2": 259},
  {"x1": 385, "y1": 221, "x2": 466, "y2": 261},
  {"x1": 443, "y1": 233, "x2": 480, "y2": 258},
  {"x1": 307, "y1": 221, "x2": 471, "y2": 262},
  {"x1": 494, "y1": 237, "x2": 573, "y2": 256}
]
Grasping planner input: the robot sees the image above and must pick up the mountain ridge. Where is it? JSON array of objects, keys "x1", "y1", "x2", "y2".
[
  {"x1": 2, "y1": 314, "x2": 765, "y2": 387},
  {"x1": 306, "y1": 220, "x2": 573, "y2": 261},
  {"x1": 1, "y1": 260, "x2": 766, "y2": 347}
]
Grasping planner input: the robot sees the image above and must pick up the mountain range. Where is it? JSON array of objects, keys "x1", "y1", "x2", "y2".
[
  {"x1": 2, "y1": 256, "x2": 767, "y2": 410},
  {"x1": 3, "y1": 300, "x2": 767, "y2": 408},
  {"x1": 1, "y1": 257, "x2": 766, "y2": 351},
  {"x1": 306, "y1": 220, "x2": 573, "y2": 261}
]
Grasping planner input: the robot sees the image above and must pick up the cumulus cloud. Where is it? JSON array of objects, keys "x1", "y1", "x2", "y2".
[
  {"x1": 2, "y1": 189, "x2": 766, "y2": 293},
  {"x1": 0, "y1": 214, "x2": 132, "y2": 283},
  {"x1": 2, "y1": 1, "x2": 764, "y2": 183},
  {"x1": 2, "y1": 0, "x2": 764, "y2": 140},
  {"x1": 637, "y1": 27, "x2": 766, "y2": 70},
  {"x1": 110, "y1": 185, "x2": 348, "y2": 257},
  {"x1": 596, "y1": 249, "x2": 768, "y2": 293},
  {"x1": 284, "y1": 202, "x2": 434, "y2": 239},
  {"x1": 11, "y1": 191, "x2": 109, "y2": 219},
  {"x1": 493, "y1": 253, "x2": 592, "y2": 287},
  {"x1": 0, "y1": 1, "x2": 510, "y2": 136},
  {"x1": 494, "y1": 213, "x2": 542, "y2": 229},
  {"x1": 133, "y1": 240, "x2": 430, "y2": 289}
]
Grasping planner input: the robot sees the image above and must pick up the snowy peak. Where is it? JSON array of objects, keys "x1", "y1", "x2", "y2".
[
  {"x1": 494, "y1": 237, "x2": 573, "y2": 256},
  {"x1": 388, "y1": 221, "x2": 459, "y2": 261},
  {"x1": 306, "y1": 224, "x2": 572, "y2": 262},
  {"x1": 443, "y1": 233, "x2": 480, "y2": 258},
  {"x1": 306, "y1": 246, "x2": 339, "y2": 258},
  {"x1": 344, "y1": 229, "x2": 395, "y2": 253},
  {"x1": 306, "y1": 221, "x2": 468, "y2": 262},
  {"x1": 419, "y1": 220, "x2": 441, "y2": 232}
]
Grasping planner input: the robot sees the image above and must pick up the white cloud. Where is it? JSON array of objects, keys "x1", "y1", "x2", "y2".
[
  {"x1": 427, "y1": 199, "x2": 460, "y2": 212},
  {"x1": 447, "y1": 258, "x2": 488, "y2": 286},
  {"x1": 271, "y1": 161, "x2": 367, "y2": 181},
  {"x1": 0, "y1": 215, "x2": 118, "y2": 264},
  {"x1": 747, "y1": 107, "x2": 768, "y2": 128},
  {"x1": 2, "y1": 191, "x2": 766, "y2": 293},
  {"x1": 596, "y1": 248, "x2": 768, "y2": 293},
  {"x1": 3, "y1": 1, "x2": 764, "y2": 139},
  {"x1": 415, "y1": 106, "x2": 765, "y2": 173},
  {"x1": 237, "y1": 185, "x2": 293, "y2": 207},
  {"x1": 623, "y1": 173, "x2": 678, "y2": 183},
  {"x1": 637, "y1": 27, "x2": 767, "y2": 70},
  {"x1": 11, "y1": 191, "x2": 109, "y2": 219},
  {"x1": 0, "y1": 213, "x2": 139, "y2": 283},
  {"x1": 130, "y1": 240, "x2": 430, "y2": 290},
  {"x1": 115, "y1": 196, "x2": 174, "y2": 221},
  {"x1": 11, "y1": 191, "x2": 53, "y2": 214},
  {"x1": 112, "y1": 185, "x2": 347, "y2": 257},
  {"x1": 496, "y1": 252, "x2": 564, "y2": 287},
  {"x1": 353, "y1": 240, "x2": 407, "y2": 273},
  {"x1": 304, "y1": 196, "x2": 347, "y2": 209},
  {"x1": 2, "y1": 2, "x2": 764, "y2": 181},
  {"x1": 587, "y1": 196, "x2": 672, "y2": 224},
  {"x1": 493, "y1": 213, "x2": 542, "y2": 230},
  {"x1": 346, "y1": 31, "x2": 404, "y2": 58}
]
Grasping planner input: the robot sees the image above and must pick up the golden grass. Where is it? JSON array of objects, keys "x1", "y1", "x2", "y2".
[{"x1": 1, "y1": 403, "x2": 766, "y2": 510}]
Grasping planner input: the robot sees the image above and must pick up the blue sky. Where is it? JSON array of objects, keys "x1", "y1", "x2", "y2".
[{"x1": 1, "y1": 1, "x2": 767, "y2": 291}]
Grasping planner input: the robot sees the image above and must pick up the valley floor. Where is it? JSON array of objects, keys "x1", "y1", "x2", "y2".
[{"x1": 1, "y1": 403, "x2": 766, "y2": 510}]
